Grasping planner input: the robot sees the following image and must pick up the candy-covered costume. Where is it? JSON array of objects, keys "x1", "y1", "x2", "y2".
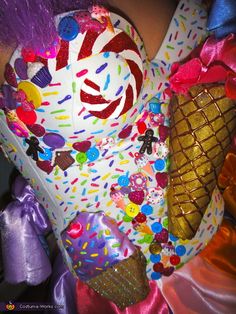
[{"x1": 0, "y1": 0, "x2": 224, "y2": 296}]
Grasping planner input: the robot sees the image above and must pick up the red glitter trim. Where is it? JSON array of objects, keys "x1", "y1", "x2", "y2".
[
  {"x1": 77, "y1": 30, "x2": 100, "y2": 60},
  {"x1": 89, "y1": 97, "x2": 121, "y2": 119},
  {"x1": 56, "y1": 40, "x2": 69, "y2": 71},
  {"x1": 101, "y1": 31, "x2": 141, "y2": 57},
  {"x1": 80, "y1": 90, "x2": 109, "y2": 105},
  {"x1": 84, "y1": 78, "x2": 100, "y2": 92}
]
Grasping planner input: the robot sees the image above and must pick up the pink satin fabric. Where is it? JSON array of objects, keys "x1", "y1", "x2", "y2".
[
  {"x1": 161, "y1": 255, "x2": 236, "y2": 314},
  {"x1": 76, "y1": 279, "x2": 169, "y2": 314}
]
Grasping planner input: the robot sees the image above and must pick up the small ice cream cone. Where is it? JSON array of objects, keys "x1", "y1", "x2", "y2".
[
  {"x1": 110, "y1": 187, "x2": 126, "y2": 211},
  {"x1": 136, "y1": 223, "x2": 153, "y2": 235},
  {"x1": 116, "y1": 198, "x2": 126, "y2": 211},
  {"x1": 134, "y1": 153, "x2": 154, "y2": 177},
  {"x1": 142, "y1": 163, "x2": 154, "y2": 177}
]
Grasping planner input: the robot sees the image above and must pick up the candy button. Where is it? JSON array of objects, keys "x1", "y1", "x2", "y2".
[
  {"x1": 149, "y1": 98, "x2": 161, "y2": 114},
  {"x1": 18, "y1": 81, "x2": 42, "y2": 109},
  {"x1": 149, "y1": 242, "x2": 162, "y2": 255},
  {"x1": 162, "y1": 217, "x2": 169, "y2": 228},
  {"x1": 153, "y1": 262, "x2": 164, "y2": 273},
  {"x1": 76, "y1": 152, "x2": 87, "y2": 165},
  {"x1": 175, "y1": 245, "x2": 186, "y2": 256},
  {"x1": 135, "y1": 213, "x2": 146, "y2": 223},
  {"x1": 118, "y1": 174, "x2": 130, "y2": 187},
  {"x1": 16, "y1": 106, "x2": 37, "y2": 125},
  {"x1": 170, "y1": 255, "x2": 181, "y2": 266},
  {"x1": 122, "y1": 215, "x2": 133, "y2": 222},
  {"x1": 125, "y1": 203, "x2": 139, "y2": 217},
  {"x1": 154, "y1": 159, "x2": 165, "y2": 171},
  {"x1": 150, "y1": 254, "x2": 161, "y2": 263},
  {"x1": 86, "y1": 147, "x2": 99, "y2": 161},
  {"x1": 169, "y1": 234, "x2": 178, "y2": 242},
  {"x1": 151, "y1": 272, "x2": 162, "y2": 280},
  {"x1": 39, "y1": 148, "x2": 52, "y2": 161},
  {"x1": 151, "y1": 222, "x2": 163, "y2": 233},
  {"x1": 141, "y1": 204, "x2": 153, "y2": 215},
  {"x1": 58, "y1": 16, "x2": 79, "y2": 41}
]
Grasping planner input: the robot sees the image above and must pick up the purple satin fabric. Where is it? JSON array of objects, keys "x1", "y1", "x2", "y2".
[
  {"x1": 76, "y1": 279, "x2": 169, "y2": 314},
  {"x1": 161, "y1": 255, "x2": 236, "y2": 314},
  {"x1": 0, "y1": 175, "x2": 52, "y2": 285},
  {"x1": 46, "y1": 252, "x2": 77, "y2": 314}
]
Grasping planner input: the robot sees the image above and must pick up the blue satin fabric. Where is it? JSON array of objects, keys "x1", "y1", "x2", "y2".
[
  {"x1": 0, "y1": 175, "x2": 52, "y2": 285},
  {"x1": 207, "y1": 0, "x2": 236, "y2": 38}
]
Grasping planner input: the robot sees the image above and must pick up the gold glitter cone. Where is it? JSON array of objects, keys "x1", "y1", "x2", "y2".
[
  {"x1": 86, "y1": 249, "x2": 150, "y2": 310},
  {"x1": 168, "y1": 84, "x2": 236, "y2": 240}
]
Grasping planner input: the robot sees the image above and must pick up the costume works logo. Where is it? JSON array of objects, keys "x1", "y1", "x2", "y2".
[{"x1": 5, "y1": 302, "x2": 15, "y2": 311}]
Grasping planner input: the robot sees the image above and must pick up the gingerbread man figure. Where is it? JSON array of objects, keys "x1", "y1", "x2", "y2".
[
  {"x1": 138, "y1": 129, "x2": 158, "y2": 155},
  {"x1": 25, "y1": 136, "x2": 44, "y2": 161}
]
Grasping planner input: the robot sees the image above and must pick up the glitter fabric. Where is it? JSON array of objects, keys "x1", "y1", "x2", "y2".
[{"x1": 168, "y1": 84, "x2": 236, "y2": 239}]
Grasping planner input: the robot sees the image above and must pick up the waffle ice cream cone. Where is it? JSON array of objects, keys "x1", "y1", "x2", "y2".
[
  {"x1": 168, "y1": 84, "x2": 236, "y2": 239},
  {"x1": 86, "y1": 249, "x2": 150, "y2": 310}
]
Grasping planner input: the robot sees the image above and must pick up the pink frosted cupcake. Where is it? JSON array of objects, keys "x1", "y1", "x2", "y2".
[{"x1": 27, "y1": 62, "x2": 52, "y2": 88}]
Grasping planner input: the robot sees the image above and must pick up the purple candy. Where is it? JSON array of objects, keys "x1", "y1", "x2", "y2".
[
  {"x1": 2, "y1": 85, "x2": 17, "y2": 110},
  {"x1": 43, "y1": 133, "x2": 65, "y2": 149},
  {"x1": 14, "y1": 58, "x2": 28, "y2": 80}
]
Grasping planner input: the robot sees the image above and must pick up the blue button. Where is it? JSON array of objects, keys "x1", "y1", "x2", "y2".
[
  {"x1": 151, "y1": 271, "x2": 162, "y2": 280},
  {"x1": 141, "y1": 204, "x2": 153, "y2": 215},
  {"x1": 175, "y1": 245, "x2": 186, "y2": 256},
  {"x1": 118, "y1": 174, "x2": 130, "y2": 187},
  {"x1": 39, "y1": 148, "x2": 52, "y2": 161},
  {"x1": 86, "y1": 147, "x2": 99, "y2": 161},
  {"x1": 149, "y1": 100, "x2": 161, "y2": 114},
  {"x1": 151, "y1": 222, "x2": 163, "y2": 233},
  {"x1": 150, "y1": 254, "x2": 161, "y2": 263},
  {"x1": 58, "y1": 16, "x2": 79, "y2": 41},
  {"x1": 169, "y1": 233, "x2": 178, "y2": 242},
  {"x1": 154, "y1": 159, "x2": 165, "y2": 171}
]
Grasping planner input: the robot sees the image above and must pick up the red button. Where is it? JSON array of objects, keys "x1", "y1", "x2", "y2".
[
  {"x1": 153, "y1": 262, "x2": 164, "y2": 273},
  {"x1": 170, "y1": 255, "x2": 180, "y2": 266},
  {"x1": 16, "y1": 106, "x2": 37, "y2": 125}
]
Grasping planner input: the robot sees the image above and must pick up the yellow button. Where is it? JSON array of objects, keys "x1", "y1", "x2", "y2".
[
  {"x1": 18, "y1": 81, "x2": 42, "y2": 109},
  {"x1": 125, "y1": 203, "x2": 139, "y2": 217}
]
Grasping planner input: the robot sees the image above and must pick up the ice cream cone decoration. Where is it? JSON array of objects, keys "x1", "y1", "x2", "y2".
[
  {"x1": 134, "y1": 153, "x2": 154, "y2": 177},
  {"x1": 136, "y1": 223, "x2": 153, "y2": 235},
  {"x1": 168, "y1": 84, "x2": 236, "y2": 240},
  {"x1": 89, "y1": 5, "x2": 114, "y2": 33},
  {"x1": 110, "y1": 187, "x2": 126, "y2": 211}
]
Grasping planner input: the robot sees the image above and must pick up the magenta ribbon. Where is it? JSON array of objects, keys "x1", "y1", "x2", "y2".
[
  {"x1": 0, "y1": 175, "x2": 52, "y2": 285},
  {"x1": 169, "y1": 34, "x2": 236, "y2": 99}
]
